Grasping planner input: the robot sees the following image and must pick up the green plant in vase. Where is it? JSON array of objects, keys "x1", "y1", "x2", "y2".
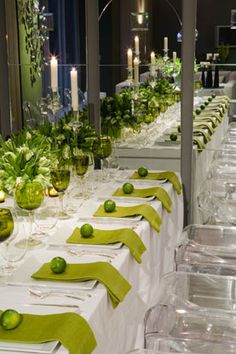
[{"x1": 50, "y1": 169, "x2": 70, "y2": 219}]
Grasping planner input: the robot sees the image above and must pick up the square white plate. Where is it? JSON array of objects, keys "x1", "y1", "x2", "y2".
[
  {"x1": 49, "y1": 222, "x2": 123, "y2": 249},
  {"x1": 78, "y1": 199, "x2": 143, "y2": 223},
  {"x1": 7, "y1": 251, "x2": 97, "y2": 291}
]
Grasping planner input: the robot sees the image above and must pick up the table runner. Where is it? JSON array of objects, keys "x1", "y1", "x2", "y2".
[
  {"x1": 93, "y1": 204, "x2": 162, "y2": 232},
  {"x1": 0, "y1": 312, "x2": 96, "y2": 354},
  {"x1": 67, "y1": 227, "x2": 146, "y2": 264},
  {"x1": 32, "y1": 262, "x2": 131, "y2": 308},
  {"x1": 112, "y1": 186, "x2": 172, "y2": 213}
]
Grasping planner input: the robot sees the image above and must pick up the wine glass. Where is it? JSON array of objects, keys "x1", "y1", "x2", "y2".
[
  {"x1": 92, "y1": 136, "x2": 112, "y2": 182},
  {"x1": 74, "y1": 153, "x2": 90, "y2": 197},
  {"x1": 0, "y1": 208, "x2": 27, "y2": 275},
  {"x1": 14, "y1": 180, "x2": 44, "y2": 249},
  {"x1": 50, "y1": 169, "x2": 70, "y2": 219},
  {"x1": 33, "y1": 195, "x2": 58, "y2": 239}
]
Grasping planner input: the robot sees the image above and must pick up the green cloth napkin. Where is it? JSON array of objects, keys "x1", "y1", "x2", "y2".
[
  {"x1": 112, "y1": 186, "x2": 172, "y2": 213},
  {"x1": 129, "y1": 171, "x2": 182, "y2": 195},
  {"x1": 201, "y1": 111, "x2": 222, "y2": 123},
  {"x1": 193, "y1": 137, "x2": 205, "y2": 151},
  {"x1": 93, "y1": 204, "x2": 162, "y2": 232},
  {"x1": 32, "y1": 262, "x2": 131, "y2": 309},
  {"x1": 193, "y1": 122, "x2": 214, "y2": 135},
  {"x1": 67, "y1": 227, "x2": 146, "y2": 264},
  {"x1": 193, "y1": 129, "x2": 211, "y2": 144},
  {"x1": 195, "y1": 116, "x2": 218, "y2": 128},
  {"x1": 0, "y1": 312, "x2": 96, "y2": 354}
]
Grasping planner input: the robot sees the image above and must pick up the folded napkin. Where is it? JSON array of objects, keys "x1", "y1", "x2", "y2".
[
  {"x1": 193, "y1": 129, "x2": 211, "y2": 144},
  {"x1": 195, "y1": 116, "x2": 218, "y2": 128},
  {"x1": 112, "y1": 186, "x2": 172, "y2": 213},
  {"x1": 67, "y1": 227, "x2": 146, "y2": 263},
  {"x1": 193, "y1": 122, "x2": 214, "y2": 135},
  {"x1": 32, "y1": 262, "x2": 131, "y2": 308},
  {"x1": 202, "y1": 111, "x2": 222, "y2": 123},
  {"x1": 193, "y1": 137, "x2": 205, "y2": 151},
  {"x1": 93, "y1": 204, "x2": 162, "y2": 232},
  {"x1": 0, "y1": 312, "x2": 96, "y2": 354},
  {"x1": 129, "y1": 171, "x2": 182, "y2": 195}
]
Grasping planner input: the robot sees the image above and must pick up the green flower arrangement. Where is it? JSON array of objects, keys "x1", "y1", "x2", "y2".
[{"x1": 0, "y1": 130, "x2": 52, "y2": 194}]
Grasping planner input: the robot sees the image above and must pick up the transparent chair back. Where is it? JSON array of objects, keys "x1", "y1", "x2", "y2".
[
  {"x1": 175, "y1": 224, "x2": 236, "y2": 276},
  {"x1": 157, "y1": 271, "x2": 236, "y2": 314},
  {"x1": 144, "y1": 336, "x2": 236, "y2": 353},
  {"x1": 144, "y1": 303, "x2": 236, "y2": 350}
]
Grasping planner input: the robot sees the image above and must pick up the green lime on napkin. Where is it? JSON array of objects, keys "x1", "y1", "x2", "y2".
[
  {"x1": 193, "y1": 137, "x2": 205, "y2": 151},
  {"x1": 0, "y1": 311, "x2": 96, "y2": 354},
  {"x1": 112, "y1": 186, "x2": 172, "y2": 213},
  {"x1": 93, "y1": 204, "x2": 162, "y2": 232},
  {"x1": 193, "y1": 129, "x2": 211, "y2": 144},
  {"x1": 32, "y1": 262, "x2": 131, "y2": 308},
  {"x1": 129, "y1": 171, "x2": 182, "y2": 195},
  {"x1": 67, "y1": 227, "x2": 146, "y2": 264}
]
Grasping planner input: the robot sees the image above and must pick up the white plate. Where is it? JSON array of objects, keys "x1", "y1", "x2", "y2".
[
  {"x1": 7, "y1": 252, "x2": 97, "y2": 291},
  {"x1": 49, "y1": 222, "x2": 123, "y2": 249},
  {"x1": 95, "y1": 183, "x2": 155, "y2": 202},
  {"x1": 78, "y1": 199, "x2": 143, "y2": 223},
  {"x1": 0, "y1": 304, "x2": 73, "y2": 353}
]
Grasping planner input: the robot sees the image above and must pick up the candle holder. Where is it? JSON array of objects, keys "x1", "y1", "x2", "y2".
[
  {"x1": 127, "y1": 67, "x2": 133, "y2": 81},
  {"x1": 135, "y1": 51, "x2": 140, "y2": 63},
  {"x1": 47, "y1": 87, "x2": 63, "y2": 125},
  {"x1": 163, "y1": 49, "x2": 169, "y2": 62}
]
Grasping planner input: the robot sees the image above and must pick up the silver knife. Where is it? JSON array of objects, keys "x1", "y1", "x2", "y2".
[{"x1": 28, "y1": 303, "x2": 80, "y2": 308}]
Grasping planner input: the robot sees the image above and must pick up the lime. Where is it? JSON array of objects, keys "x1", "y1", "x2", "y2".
[
  {"x1": 208, "y1": 96, "x2": 213, "y2": 102},
  {"x1": 1, "y1": 309, "x2": 22, "y2": 330},
  {"x1": 103, "y1": 199, "x2": 116, "y2": 213},
  {"x1": 50, "y1": 257, "x2": 67, "y2": 274},
  {"x1": 122, "y1": 183, "x2": 134, "y2": 194},
  {"x1": 170, "y1": 133, "x2": 178, "y2": 141},
  {"x1": 177, "y1": 125, "x2": 181, "y2": 133},
  {"x1": 212, "y1": 94, "x2": 216, "y2": 98},
  {"x1": 195, "y1": 108, "x2": 201, "y2": 115},
  {"x1": 204, "y1": 101, "x2": 209, "y2": 106},
  {"x1": 200, "y1": 104, "x2": 205, "y2": 110},
  {"x1": 138, "y1": 167, "x2": 148, "y2": 177},
  {"x1": 80, "y1": 223, "x2": 94, "y2": 238}
]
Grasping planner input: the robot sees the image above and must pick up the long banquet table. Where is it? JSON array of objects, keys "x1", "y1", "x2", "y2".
[
  {"x1": 0, "y1": 170, "x2": 183, "y2": 354},
  {"x1": 115, "y1": 98, "x2": 229, "y2": 222}
]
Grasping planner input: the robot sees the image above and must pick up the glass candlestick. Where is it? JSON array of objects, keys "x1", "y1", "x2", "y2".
[
  {"x1": 163, "y1": 49, "x2": 169, "y2": 62},
  {"x1": 47, "y1": 87, "x2": 63, "y2": 125},
  {"x1": 127, "y1": 67, "x2": 133, "y2": 81}
]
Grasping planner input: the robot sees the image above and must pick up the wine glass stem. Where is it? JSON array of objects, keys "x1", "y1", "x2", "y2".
[{"x1": 58, "y1": 192, "x2": 65, "y2": 213}]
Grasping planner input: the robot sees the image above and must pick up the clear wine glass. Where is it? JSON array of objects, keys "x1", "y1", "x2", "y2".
[
  {"x1": 50, "y1": 169, "x2": 71, "y2": 219},
  {"x1": 14, "y1": 181, "x2": 45, "y2": 249},
  {"x1": 0, "y1": 208, "x2": 28, "y2": 275}
]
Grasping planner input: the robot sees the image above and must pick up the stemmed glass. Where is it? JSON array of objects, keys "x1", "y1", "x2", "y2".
[
  {"x1": 14, "y1": 180, "x2": 44, "y2": 249},
  {"x1": 92, "y1": 136, "x2": 112, "y2": 182},
  {"x1": 50, "y1": 168, "x2": 70, "y2": 219},
  {"x1": 74, "y1": 153, "x2": 90, "y2": 198},
  {"x1": 0, "y1": 208, "x2": 27, "y2": 275}
]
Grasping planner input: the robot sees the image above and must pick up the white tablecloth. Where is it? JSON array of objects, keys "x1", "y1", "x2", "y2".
[{"x1": 0, "y1": 172, "x2": 183, "y2": 354}]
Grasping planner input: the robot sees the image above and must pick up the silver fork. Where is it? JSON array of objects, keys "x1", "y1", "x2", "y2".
[
  {"x1": 28, "y1": 287, "x2": 91, "y2": 301},
  {"x1": 66, "y1": 248, "x2": 117, "y2": 260}
]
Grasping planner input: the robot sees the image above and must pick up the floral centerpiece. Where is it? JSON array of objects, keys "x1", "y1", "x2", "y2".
[{"x1": 0, "y1": 130, "x2": 52, "y2": 195}]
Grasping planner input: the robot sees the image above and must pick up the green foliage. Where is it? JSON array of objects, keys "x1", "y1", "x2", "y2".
[{"x1": 0, "y1": 130, "x2": 51, "y2": 194}]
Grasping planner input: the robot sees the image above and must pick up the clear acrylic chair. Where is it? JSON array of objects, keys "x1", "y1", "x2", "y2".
[
  {"x1": 144, "y1": 302, "x2": 236, "y2": 350},
  {"x1": 175, "y1": 224, "x2": 236, "y2": 276}
]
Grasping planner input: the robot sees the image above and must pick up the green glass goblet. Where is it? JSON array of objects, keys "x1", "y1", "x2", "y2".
[
  {"x1": 51, "y1": 169, "x2": 70, "y2": 219},
  {"x1": 92, "y1": 136, "x2": 112, "y2": 182},
  {"x1": 73, "y1": 154, "x2": 89, "y2": 199},
  {"x1": 0, "y1": 208, "x2": 14, "y2": 244},
  {"x1": 14, "y1": 180, "x2": 44, "y2": 249}
]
